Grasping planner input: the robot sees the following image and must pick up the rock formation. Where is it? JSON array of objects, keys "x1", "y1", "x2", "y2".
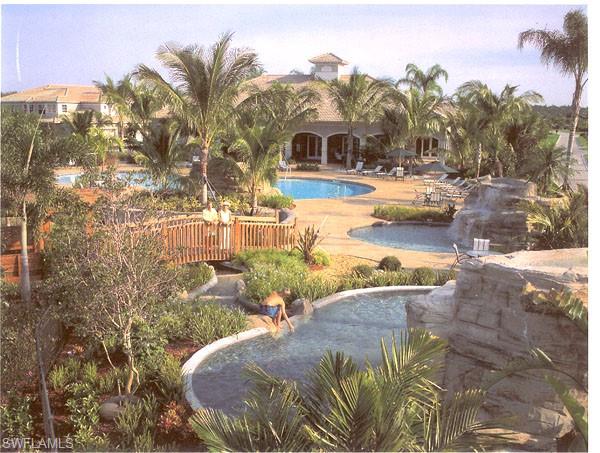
[
  {"x1": 407, "y1": 248, "x2": 588, "y2": 451},
  {"x1": 448, "y1": 178, "x2": 538, "y2": 251}
]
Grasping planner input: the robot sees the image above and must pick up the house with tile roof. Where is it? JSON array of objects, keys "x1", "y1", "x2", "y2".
[
  {"x1": 246, "y1": 53, "x2": 447, "y2": 165},
  {"x1": 1, "y1": 84, "x2": 119, "y2": 135}
]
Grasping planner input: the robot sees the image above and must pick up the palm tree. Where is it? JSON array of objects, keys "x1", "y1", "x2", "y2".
[
  {"x1": 94, "y1": 74, "x2": 134, "y2": 140},
  {"x1": 135, "y1": 32, "x2": 260, "y2": 204},
  {"x1": 445, "y1": 103, "x2": 484, "y2": 171},
  {"x1": 190, "y1": 329, "x2": 515, "y2": 451},
  {"x1": 455, "y1": 81, "x2": 543, "y2": 177},
  {"x1": 396, "y1": 63, "x2": 448, "y2": 95},
  {"x1": 228, "y1": 122, "x2": 286, "y2": 214},
  {"x1": 518, "y1": 9, "x2": 588, "y2": 187},
  {"x1": 382, "y1": 87, "x2": 445, "y2": 154},
  {"x1": 520, "y1": 141, "x2": 573, "y2": 195},
  {"x1": 134, "y1": 119, "x2": 189, "y2": 192},
  {"x1": 62, "y1": 110, "x2": 112, "y2": 137},
  {"x1": 325, "y1": 68, "x2": 391, "y2": 168}
]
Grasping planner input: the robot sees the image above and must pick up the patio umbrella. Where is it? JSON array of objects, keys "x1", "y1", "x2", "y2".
[
  {"x1": 414, "y1": 161, "x2": 459, "y2": 175},
  {"x1": 386, "y1": 148, "x2": 418, "y2": 176}
]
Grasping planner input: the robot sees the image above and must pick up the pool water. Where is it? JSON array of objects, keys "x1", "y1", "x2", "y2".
[
  {"x1": 349, "y1": 223, "x2": 456, "y2": 253},
  {"x1": 275, "y1": 178, "x2": 373, "y2": 199},
  {"x1": 191, "y1": 291, "x2": 426, "y2": 413},
  {"x1": 56, "y1": 172, "x2": 178, "y2": 190}
]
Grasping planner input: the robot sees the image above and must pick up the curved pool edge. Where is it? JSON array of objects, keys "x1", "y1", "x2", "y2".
[
  {"x1": 181, "y1": 285, "x2": 438, "y2": 410},
  {"x1": 276, "y1": 176, "x2": 376, "y2": 200}
]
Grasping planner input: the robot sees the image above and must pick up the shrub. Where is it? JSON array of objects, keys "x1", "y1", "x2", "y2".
[
  {"x1": 115, "y1": 395, "x2": 159, "y2": 451},
  {"x1": 48, "y1": 364, "x2": 70, "y2": 393},
  {"x1": 352, "y1": 264, "x2": 375, "y2": 278},
  {"x1": 81, "y1": 362, "x2": 98, "y2": 387},
  {"x1": 368, "y1": 270, "x2": 412, "y2": 287},
  {"x1": 295, "y1": 225, "x2": 324, "y2": 264},
  {"x1": 312, "y1": 248, "x2": 331, "y2": 266},
  {"x1": 158, "y1": 401, "x2": 188, "y2": 436},
  {"x1": 435, "y1": 269, "x2": 457, "y2": 285},
  {"x1": 0, "y1": 392, "x2": 34, "y2": 438},
  {"x1": 235, "y1": 249, "x2": 307, "y2": 274},
  {"x1": 63, "y1": 357, "x2": 82, "y2": 383},
  {"x1": 176, "y1": 263, "x2": 214, "y2": 291},
  {"x1": 296, "y1": 162, "x2": 320, "y2": 171},
  {"x1": 293, "y1": 275, "x2": 338, "y2": 302},
  {"x1": 244, "y1": 264, "x2": 306, "y2": 303},
  {"x1": 154, "y1": 354, "x2": 184, "y2": 402},
  {"x1": 65, "y1": 384, "x2": 108, "y2": 451},
  {"x1": 373, "y1": 205, "x2": 451, "y2": 222},
  {"x1": 131, "y1": 320, "x2": 168, "y2": 373},
  {"x1": 410, "y1": 267, "x2": 437, "y2": 286},
  {"x1": 258, "y1": 193, "x2": 294, "y2": 209},
  {"x1": 378, "y1": 256, "x2": 402, "y2": 271},
  {"x1": 188, "y1": 302, "x2": 247, "y2": 347}
]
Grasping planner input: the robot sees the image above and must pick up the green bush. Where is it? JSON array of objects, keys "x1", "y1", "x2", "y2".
[
  {"x1": 0, "y1": 392, "x2": 34, "y2": 438},
  {"x1": 97, "y1": 367, "x2": 128, "y2": 395},
  {"x1": 49, "y1": 364, "x2": 70, "y2": 393},
  {"x1": 81, "y1": 362, "x2": 98, "y2": 387},
  {"x1": 373, "y1": 205, "x2": 452, "y2": 222},
  {"x1": 131, "y1": 319, "x2": 168, "y2": 370},
  {"x1": 115, "y1": 395, "x2": 159, "y2": 451},
  {"x1": 293, "y1": 275, "x2": 338, "y2": 302},
  {"x1": 378, "y1": 256, "x2": 402, "y2": 271},
  {"x1": 258, "y1": 193, "x2": 294, "y2": 209},
  {"x1": 410, "y1": 267, "x2": 437, "y2": 286},
  {"x1": 244, "y1": 264, "x2": 306, "y2": 303},
  {"x1": 296, "y1": 162, "x2": 320, "y2": 171},
  {"x1": 352, "y1": 264, "x2": 375, "y2": 278},
  {"x1": 312, "y1": 248, "x2": 331, "y2": 266},
  {"x1": 176, "y1": 263, "x2": 214, "y2": 291},
  {"x1": 154, "y1": 354, "x2": 184, "y2": 402},
  {"x1": 188, "y1": 302, "x2": 247, "y2": 347},
  {"x1": 435, "y1": 269, "x2": 457, "y2": 285},
  {"x1": 235, "y1": 249, "x2": 307, "y2": 274}
]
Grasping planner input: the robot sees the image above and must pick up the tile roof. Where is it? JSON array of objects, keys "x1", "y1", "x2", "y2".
[
  {"x1": 244, "y1": 74, "x2": 356, "y2": 122},
  {"x1": 309, "y1": 53, "x2": 348, "y2": 65},
  {"x1": 1, "y1": 85, "x2": 104, "y2": 103}
]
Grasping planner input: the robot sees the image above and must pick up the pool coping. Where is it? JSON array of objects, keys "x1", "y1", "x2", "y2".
[
  {"x1": 181, "y1": 285, "x2": 437, "y2": 411},
  {"x1": 276, "y1": 176, "x2": 376, "y2": 200}
]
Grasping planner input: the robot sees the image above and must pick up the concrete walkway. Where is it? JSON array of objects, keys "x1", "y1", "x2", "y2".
[
  {"x1": 195, "y1": 272, "x2": 242, "y2": 308},
  {"x1": 557, "y1": 131, "x2": 588, "y2": 188}
]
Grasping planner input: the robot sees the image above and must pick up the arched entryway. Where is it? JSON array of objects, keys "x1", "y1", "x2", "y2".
[
  {"x1": 292, "y1": 133, "x2": 322, "y2": 161},
  {"x1": 327, "y1": 134, "x2": 360, "y2": 163}
]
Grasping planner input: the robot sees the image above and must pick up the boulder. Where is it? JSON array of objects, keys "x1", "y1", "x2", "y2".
[
  {"x1": 99, "y1": 395, "x2": 140, "y2": 421},
  {"x1": 407, "y1": 248, "x2": 588, "y2": 450},
  {"x1": 289, "y1": 298, "x2": 313, "y2": 317},
  {"x1": 448, "y1": 177, "x2": 538, "y2": 251}
]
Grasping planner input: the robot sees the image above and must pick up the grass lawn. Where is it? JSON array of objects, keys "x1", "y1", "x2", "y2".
[
  {"x1": 542, "y1": 132, "x2": 560, "y2": 147},
  {"x1": 577, "y1": 135, "x2": 588, "y2": 164}
]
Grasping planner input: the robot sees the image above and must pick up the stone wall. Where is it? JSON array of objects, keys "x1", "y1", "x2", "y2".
[
  {"x1": 406, "y1": 248, "x2": 588, "y2": 451},
  {"x1": 448, "y1": 178, "x2": 538, "y2": 250}
]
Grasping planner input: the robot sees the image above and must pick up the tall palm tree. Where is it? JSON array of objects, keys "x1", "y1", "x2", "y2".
[
  {"x1": 518, "y1": 9, "x2": 587, "y2": 187},
  {"x1": 190, "y1": 330, "x2": 514, "y2": 451},
  {"x1": 396, "y1": 63, "x2": 449, "y2": 95},
  {"x1": 520, "y1": 141, "x2": 572, "y2": 195},
  {"x1": 228, "y1": 122, "x2": 286, "y2": 214},
  {"x1": 135, "y1": 32, "x2": 260, "y2": 203},
  {"x1": 445, "y1": 103, "x2": 484, "y2": 171},
  {"x1": 455, "y1": 81, "x2": 543, "y2": 177},
  {"x1": 94, "y1": 74, "x2": 134, "y2": 140},
  {"x1": 134, "y1": 119, "x2": 189, "y2": 192},
  {"x1": 382, "y1": 87, "x2": 445, "y2": 154},
  {"x1": 62, "y1": 110, "x2": 112, "y2": 137},
  {"x1": 325, "y1": 68, "x2": 391, "y2": 168}
]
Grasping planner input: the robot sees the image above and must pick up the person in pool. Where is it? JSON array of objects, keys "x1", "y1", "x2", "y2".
[{"x1": 259, "y1": 289, "x2": 295, "y2": 332}]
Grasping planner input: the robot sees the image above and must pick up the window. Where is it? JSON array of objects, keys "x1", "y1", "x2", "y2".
[
  {"x1": 38, "y1": 104, "x2": 45, "y2": 114},
  {"x1": 29, "y1": 104, "x2": 34, "y2": 113},
  {"x1": 23, "y1": 104, "x2": 27, "y2": 112},
  {"x1": 62, "y1": 105, "x2": 67, "y2": 113}
]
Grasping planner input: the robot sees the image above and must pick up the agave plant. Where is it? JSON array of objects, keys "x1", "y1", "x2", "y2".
[
  {"x1": 190, "y1": 329, "x2": 516, "y2": 452},
  {"x1": 295, "y1": 225, "x2": 324, "y2": 265}
]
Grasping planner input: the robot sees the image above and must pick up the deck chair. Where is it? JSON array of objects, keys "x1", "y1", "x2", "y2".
[
  {"x1": 467, "y1": 238, "x2": 491, "y2": 257},
  {"x1": 412, "y1": 185, "x2": 433, "y2": 205},
  {"x1": 278, "y1": 160, "x2": 290, "y2": 171},
  {"x1": 346, "y1": 161, "x2": 364, "y2": 174},
  {"x1": 360, "y1": 165, "x2": 383, "y2": 176},
  {"x1": 377, "y1": 167, "x2": 398, "y2": 178},
  {"x1": 426, "y1": 191, "x2": 443, "y2": 207},
  {"x1": 424, "y1": 174, "x2": 448, "y2": 184},
  {"x1": 395, "y1": 167, "x2": 405, "y2": 181}
]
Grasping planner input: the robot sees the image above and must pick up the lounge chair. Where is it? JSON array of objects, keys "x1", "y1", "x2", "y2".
[
  {"x1": 424, "y1": 174, "x2": 448, "y2": 184},
  {"x1": 360, "y1": 165, "x2": 383, "y2": 176},
  {"x1": 425, "y1": 191, "x2": 444, "y2": 207},
  {"x1": 412, "y1": 185, "x2": 433, "y2": 205},
  {"x1": 346, "y1": 161, "x2": 364, "y2": 174},
  {"x1": 278, "y1": 160, "x2": 291, "y2": 171},
  {"x1": 377, "y1": 167, "x2": 398, "y2": 178},
  {"x1": 450, "y1": 238, "x2": 491, "y2": 268}
]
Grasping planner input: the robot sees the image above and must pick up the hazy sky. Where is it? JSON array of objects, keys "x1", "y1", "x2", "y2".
[{"x1": 1, "y1": 4, "x2": 587, "y2": 106}]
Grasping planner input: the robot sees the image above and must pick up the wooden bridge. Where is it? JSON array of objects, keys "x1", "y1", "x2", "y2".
[{"x1": 1, "y1": 214, "x2": 297, "y2": 283}]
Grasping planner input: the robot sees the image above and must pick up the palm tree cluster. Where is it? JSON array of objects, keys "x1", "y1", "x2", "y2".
[{"x1": 190, "y1": 329, "x2": 515, "y2": 451}]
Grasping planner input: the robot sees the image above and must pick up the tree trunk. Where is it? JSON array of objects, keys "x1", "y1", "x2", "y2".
[
  {"x1": 20, "y1": 205, "x2": 32, "y2": 304},
  {"x1": 200, "y1": 143, "x2": 209, "y2": 204},
  {"x1": 565, "y1": 78, "x2": 583, "y2": 188},
  {"x1": 345, "y1": 126, "x2": 353, "y2": 169},
  {"x1": 476, "y1": 143, "x2": 482, "y2": 178}
]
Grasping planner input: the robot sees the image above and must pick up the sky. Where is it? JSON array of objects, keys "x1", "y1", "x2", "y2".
[{"x1": 0, "y1": 4, "x2": 588, "y2": 106}]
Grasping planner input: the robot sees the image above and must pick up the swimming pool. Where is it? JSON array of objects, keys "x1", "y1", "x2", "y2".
[
  {"x1": 56, "y1": 171, "x2": 178, "y2": 190},
  {"x1": 275, "y1": 178, "x2": 373, "y2": 199},
  {"x1": 349, "y1": 223, "x2": 456, "y2": 253},
  {"x1": 190, "y1": 290, "x2": 427, "y2": 413}
]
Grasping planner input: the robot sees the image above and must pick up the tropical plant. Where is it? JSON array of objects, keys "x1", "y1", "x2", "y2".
[
  {"x1": 396, "y1": 63, "x2": 449, "y2": 95},
  {"x1": 133, "y1": 119, "x2": 189, "y2": 191},
  {"x1": 136, "y1": 32, "x2": 260, "y2": 203},
  {"x1": 518, "y1": 9, "x2": 588, "y2": 187},
  {"x1": 94, "y1": 74, "x2": 135, "y2": 140},
  {"x1": 190, "y1": 329, "x2": 515, "y2": 451},
  {"x1": 378, "y1": 256, "x2": 402, "y2": 271},
  {"x1": 455, "y1": 81, "x2": 543, "y2": 177},
  {"x1": 520, "y1": 141, "x2": 573, "y2": 195},
  {"x1": 228, "y1": 122, "x2": 287, "y2": 213},
  {"x1": 295, "y1": 224, "x2": 324, "y2": 264},
  {"x1": 62, "y1": 109, "x2": 112, "y2": 137},
  {"x1": 325, "y1": 67, "x2": 391, "y2": 168},
  {"x1": 85, "y1": 126, "x2": 124, "y2": 169},
  {"x1": 258, "y1": 193, "x2": 294, "y2": 209},
  {"x1": 524, "y1": 185, "x2": 587, "y2": 250}
]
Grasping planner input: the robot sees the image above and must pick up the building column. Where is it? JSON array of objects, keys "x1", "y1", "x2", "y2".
[
  {"x1": 428, "y1": 137, "x2": 433, "y2": 157},
  {"x1": 284, "y1": 141, "x2": 292, "y2": 160},
  {"x1": 320, "y1": 137, "x2": 327, "y2": 165}
]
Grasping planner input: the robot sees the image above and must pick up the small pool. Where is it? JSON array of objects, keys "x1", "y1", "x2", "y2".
[
  {"x1": 275, "y1": 178, "x2": 373, "y2": 199},
  {"x1": 191, "y1": 290, "x2": 426, "y2": 413},
  {"x1": 349, "y1": 223, "x2": 456, "y2": 253},
  {"x1": 56, "y1": 172, "x2": 178, "y2": 190}
]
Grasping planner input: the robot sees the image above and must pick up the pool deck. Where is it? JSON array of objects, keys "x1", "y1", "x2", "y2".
[
  {"x1": 56, "y1": 164, "x2": 459, "y2": 268},
  {"x1": 283, "y1": 167, "x2": 460, "y2": 268}
]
